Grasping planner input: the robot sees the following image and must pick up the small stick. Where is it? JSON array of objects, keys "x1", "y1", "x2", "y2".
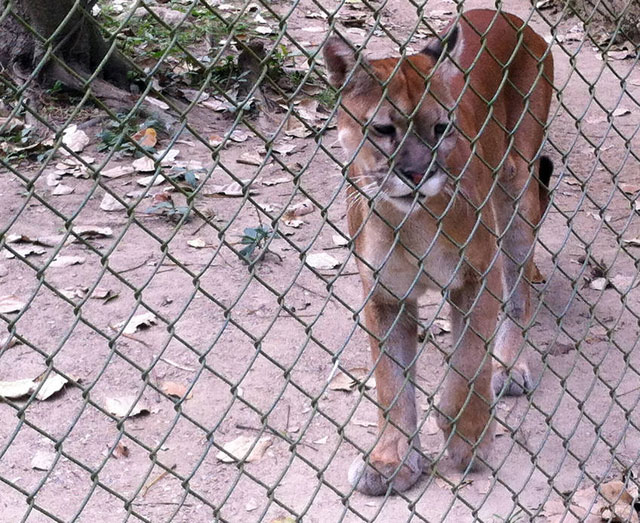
[{"x1": 142, "y1": 463, "x2": 177, "y2": 497}]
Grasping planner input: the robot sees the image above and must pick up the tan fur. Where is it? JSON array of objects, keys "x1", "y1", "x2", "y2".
[{"x1": 326, "y1": 9, "x2": 554, "y2": 495}]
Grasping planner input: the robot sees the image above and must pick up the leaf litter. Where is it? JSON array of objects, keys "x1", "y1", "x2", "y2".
[{"x1": 216, "y1": 435, "x2": 272, "y2": 463}]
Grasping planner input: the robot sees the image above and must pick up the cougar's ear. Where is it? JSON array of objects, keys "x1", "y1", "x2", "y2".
[
  {"x1": 323, "y1": 36, "x2": 361, "y2": 89},
  {"x1": 422, "y1": 25, "x2": 463, "y2": 65}
]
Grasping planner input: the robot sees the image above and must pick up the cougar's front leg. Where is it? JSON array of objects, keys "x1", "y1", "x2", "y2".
[
  {"x1": 349, "y1": 296, "x2": 424, "y2": 495},
  {"x1": 437, "y1": 271, "x2": 500, "y2": 470}
]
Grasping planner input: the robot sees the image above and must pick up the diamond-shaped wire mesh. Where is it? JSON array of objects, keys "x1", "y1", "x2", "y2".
[{"x1": 1, "y1": 0, "x2": 640, "y2": 521}]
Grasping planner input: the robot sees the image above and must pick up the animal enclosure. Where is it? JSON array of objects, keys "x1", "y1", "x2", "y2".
[{"x1": 1, "y1": 0, "x2": 640, "y2": 521}]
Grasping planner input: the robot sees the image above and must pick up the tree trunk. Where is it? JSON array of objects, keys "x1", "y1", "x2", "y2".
[
  {"x1": 571, "y1": 0, "x2": 640, "y2": 43},
  {"x1": 0, "y1": 0, "x2": 131, "y2": 90}
]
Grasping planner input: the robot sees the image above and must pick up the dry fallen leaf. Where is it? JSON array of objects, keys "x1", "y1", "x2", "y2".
[
  {"x1": 613, "y1": 107, "x2": 631, "y2": 117},
  {"x1": 332, "y1": 234, "x2": 349, "y2": 247},
  {"x1": 216, "y1": 436, "x2": 272, "y2": 463},
  {"x1": 133, "y1": 127, "x2": 157, "y2": 148},
  {"x1": 0, "y1": 295, "x2": 25, "y2": 314},
  {"x1": 100, "y1": 193, "x2": 126, "y2": 212},
  {"x1": 623, "y1": 237, "x2": 640, "y2": 247},
  {"x1": 36, "y1": 372, "x2": 70, "y2": 400},
  {"x1": 116, "y1": 312, "x2": 157, "y2": 334},
  {"x1": 187, "y1": 238, "x2": 206, "y2": 248},
  {"x1": 72, "y1": 225, "x2": 113, "y2": 238},
  {"x1": 101, "y1": 165, "x2": 135, "y2": 179},
  {"x1": 329, "y1": 367, "x2": 375, "y2": 391},
  {"x1": 618, "y1": 182, "x2": 640, "y2": 195},
  {"x1": 52, "y1": 184, "x2": 75, "y2": 196},
  {"x1": 432, "y1": 318, "x2": 452, "y2": 335},
  {"x1": 272, "y1": 143, "x2": 298, "y2": 155},
  {"x1": 31, "y1": 450, "x2": 56, "y2": 471},
  {"x1": 352, "y1": 419, "x2": 377, "y2": 428},
  {"x1": 4, "y1": 245, "x2": 47, "y2": 259},
  {"x1": 229, "y1": 129, "x2": 249, "y2": 142},
  {"x1": 62, "y1": 124, "x2": 90, "y2": 153},
  {"x1": 208, "y1": 134, "x2": 224, "y2": 147},
  {"x1": 160, "y1": 381, "x2": 189, "y2": 399},
  {"x1": 284, "y1": 199, "x2": 314, "y2": 220},
  {"x1": 238, "y1": 152, "x2": 263, "y2": 166},
  {"x1": 599, "y1": 480, "x2": 639, "y2": 522},
  {"x1": 157, "y1": 148, "x2": 179, "y2": 165},
  {"x1": 307, "y1": 252, "x2": 340, "y2": 270},
  {"x1": 262, "y1": 177, "x2": 289, "y2": 187},
  {"x1": 0, "y1": 371, "x2": 71, "y2": 400},
  {"x1": 105, "y1": 396, "x2": 150, "y2": 418},
  {"x1": 137, "y1": 174, "x2": 164, "y2": 187},
  {"x1": 50, "y1": 255, "x2": 86, "y2": 268},
  {"x1": 0, "y1": 378, "x2": 36, "y2": 399},
  {"x1": 284, "y1": 219, "x2": 304, "y2": 228},
  {"x1": 589, "y1": 277, "x2": 608, "y2": 290},
  {"x1": 91, "y1": 288, "x2": 119, "y2": 302},
  {"x1": 205, "y1": 180, "x2": 256, "y2": 197},
  {"x1": 132, "y1": 156, "x2": 155, "y2": 172},
  {"x1": 112, "y1": 442, "x2": 130, "y2": 459}
]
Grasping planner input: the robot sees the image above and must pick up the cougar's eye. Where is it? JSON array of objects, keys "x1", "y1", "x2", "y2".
[
  {"x1": 434, "y1": 122, "x2": 449, "y2": 137},
  {"x1": 372, "y1": 124, "x2": 396, "y2": 137}
]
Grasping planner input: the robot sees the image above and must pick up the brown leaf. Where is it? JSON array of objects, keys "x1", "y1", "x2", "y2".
[
  {"x1": 132, "y1": 127, "x2": 157, "y2": 148},
  {"x1": 112, "y1": 442, "x2": 130, "y2": 459},
  {"x1": 601, "y1": 480, "x2": 633, "y2": 505},
  {"x1": 160, "y1": 381, "x2": 189, "y2": 399}
]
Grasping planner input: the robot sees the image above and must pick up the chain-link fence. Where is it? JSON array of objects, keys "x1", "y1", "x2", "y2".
[{"x1": 1, "y1": 0, "x2": 640, "y2": 521}]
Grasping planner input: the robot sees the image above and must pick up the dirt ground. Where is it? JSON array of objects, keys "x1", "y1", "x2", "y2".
[{"x1": 2, "y1": 0, "x2": 640, "y2": 521}]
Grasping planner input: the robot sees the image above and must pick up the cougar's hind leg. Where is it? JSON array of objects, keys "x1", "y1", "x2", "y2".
[
  {"x1": 492, "y1": 156, "x2": 547, "y2": 396},
  {"x1": 349, "y1": 296, "x2": 424, "y2": 495}
]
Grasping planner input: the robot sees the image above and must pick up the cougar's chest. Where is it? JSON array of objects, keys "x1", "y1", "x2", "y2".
[{"x1": 357, "y1": 209, "x2": 465, "y2": 299}]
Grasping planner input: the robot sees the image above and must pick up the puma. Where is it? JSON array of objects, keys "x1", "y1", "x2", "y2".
[{"x1": 323, "y1": 9, "x2": 554, "y2": 495}]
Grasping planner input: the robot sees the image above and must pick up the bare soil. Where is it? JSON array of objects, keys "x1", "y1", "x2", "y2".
[{"x1": 1, "y1": 0, "x2": 640, "y2": 522}]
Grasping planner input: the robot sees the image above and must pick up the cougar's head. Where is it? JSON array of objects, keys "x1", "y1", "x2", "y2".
[{"x1": 324, "y1": 28, "x2": 463, "y2": 207}]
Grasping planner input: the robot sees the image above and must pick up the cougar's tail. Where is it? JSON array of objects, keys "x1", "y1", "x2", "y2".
[{"x1": 538, "y1": 155, "x2": 553, "y2": 219}]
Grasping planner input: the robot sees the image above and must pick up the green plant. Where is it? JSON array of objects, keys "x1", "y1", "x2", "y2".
[{"x1": 238, "y1": 226, "x2": 280, "y2": 263}]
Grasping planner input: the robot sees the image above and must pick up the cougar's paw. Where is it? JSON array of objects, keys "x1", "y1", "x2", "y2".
[
  {"x1": 492, "y1": 363, "x2": 532, "y2": 397},
  {"x1": 439, "y1": 430, "x2": 492, "y2": 471},
  {"x1": 436, "y1": 398, "x2": 494, "y2": 471},
  {"x1": 348, "y1": 444, "x2": 424, "y2": 495}
]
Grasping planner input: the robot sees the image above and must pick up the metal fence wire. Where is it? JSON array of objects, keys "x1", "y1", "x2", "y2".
[{"x1": 1, "y1": 0, "x2": 640, "y2": 521}]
